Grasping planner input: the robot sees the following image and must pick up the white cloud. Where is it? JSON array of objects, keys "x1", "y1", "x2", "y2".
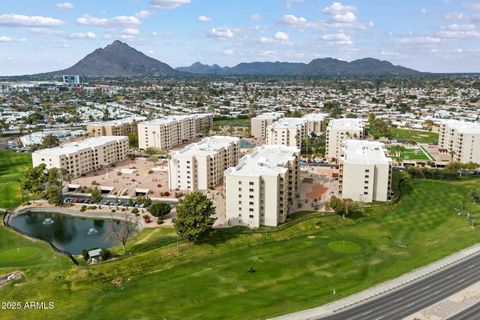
[
  {"x1": 197, "y1": 15, "x2": 211, "y2": 22},
  {"x1": 445, "y1": 12, "x2": 465, "y2": 20},
  {"x1": 0, "y1": 14, "x2": 64, "y2": 27},
  {"x1": 0, "y1": 36, "x2": 12, "y2": 42},
  {"x1": 281, "y1": 14, "x2": 316, "y2": 30},
  {"x1": 135, "y1": 10, "x2": 151, "y2": 19},
  {"x1": 286, "y1": 0, "x2": 304, "y2": 9},
  {"x1": 122, "y1": 28, "x2": 140, "y2": 36},
  {"x1": 76, "y1": 15, "x2": 141, "y2": 27},
  {"x1": 274, "y1": 31, "x2": 289, "y2": 41},
  {"x1": 420, "y1": 8, "x2": 428, "y2": 14},
  {"x1": 209, "y1": 27, "x2": 235, "y2": 39},
  {"x1": 223, "y1": 49, "x2": 234, "y2": 55},
  {"x1": 259, "y1": 31, "x2": 290, "y2": 44},
  {"x1": 398, "y1": 36, "x2": 442, "y2": 44},
  {"x1": 322, "y1": 2, "x2": 356, "y2": 14},
  {"x1": 150, "y1": 0, "x2": 191, "y2": 9},
  {"x1": 322, "y1": 32, "x2": 352, "y2": 45},
  {"x1": 332, "y1": 11, "x2": 357, "y2": 23},
  {"x1": 56, "y1": 2, "x2": 74, "y2": 10},
  {"x1": 250, "y1": 14, "x2": 262, "y2": 21},
  {"x1": 68, "y1": 32, "x2": 96, "y2": 39}
]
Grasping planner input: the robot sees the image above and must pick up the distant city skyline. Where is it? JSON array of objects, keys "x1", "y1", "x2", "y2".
[{"x1": 1, "y1": 0, "x2": 480, "y2": 75}]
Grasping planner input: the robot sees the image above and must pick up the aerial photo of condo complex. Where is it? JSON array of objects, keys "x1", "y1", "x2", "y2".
[{"x1": 1, "y1": 1, "x2": 480, "y2": 320}]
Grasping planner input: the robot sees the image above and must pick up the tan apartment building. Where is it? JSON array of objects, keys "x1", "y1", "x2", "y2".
[
  {"x1": 266, "y1": 117, "x2": 307, "y2": 148},
  {"x1": 326, "y1": 118, "x2": 365, "y2": 160},
  {"x1": 302, "y1": 113, "x2": 329, "y2": 134},
  {"x1": 87, "y1": 117, "x2": 146, "y2": 137},
  {"x1": 168, "y1": 136, "x2": 241, "y2": 191},
  {"x1": 251, "y1": 112, "x2": 284, "y2": 139},
  {"x1": 339, "y1": 140, "x2": 392, "y2": 202},
  {"x1": 32, "y1": 136, "x2": 129, "y2": 178},
  {"x1": 224, "y1": 145, "x2": 300, "y2": 228},
  {"x1": 138, "y1": 114, "x2": 213, "y2": 150},
  {"x1": 439, "y1": 120, "x2": 480, "y2": 164}
]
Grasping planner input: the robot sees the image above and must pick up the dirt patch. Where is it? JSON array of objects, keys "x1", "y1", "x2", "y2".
[{"x1": 306, "y1": 185, "x2": 329, "y2": 200}]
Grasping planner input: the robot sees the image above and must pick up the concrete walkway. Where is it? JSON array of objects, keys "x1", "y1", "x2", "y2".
[{"x1": 272, "y1": 242, "x2": 480, "y2": 320}]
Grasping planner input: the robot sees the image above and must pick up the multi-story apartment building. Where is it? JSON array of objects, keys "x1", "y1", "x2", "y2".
[
  {"x1": 138, "y1": 114, "x2": 213, "y2": 150},
  {"x1": 251, "y1": 112, "x2": 284, "y2": 139},
  {"x1": 32, "y1": 136, "x2": 129, "y2": 178},
  {"x1": 266, "y1": 117, "x2": 307, "y2": 148},
  {"x1": 225, "y1": 145, "x2": 300, "y2": 228},
  {"x1": 439, "y1": 120, "x2": 480, "y2": 164},
  {"x1": 302, "y1": 113, "x2": 329, "y2": 134},
  {"x1": 339, "y1": 140, "x2": 392, "y2": 202},
  {"x1": 168, "y1": 136, "x2": 241, "y2": 191},
  {"x1": 87, "y1": 117, "x2": 146, "y2": 137},
  {"x1": 326, "y1": 118, "x2": 365, "y2": 159}
]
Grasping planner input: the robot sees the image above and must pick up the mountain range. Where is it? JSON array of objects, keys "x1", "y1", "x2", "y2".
[{"x1": 42, "y1": 40, "x2": 422, "y2": 78}]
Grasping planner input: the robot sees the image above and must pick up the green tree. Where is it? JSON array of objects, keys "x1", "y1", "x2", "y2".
[
  {"x1": 149, "y1": 202, "x2": 172, "y2": 217},
  {"x1": 128, "y1": 133, "x2": 139, "y2": 149},
  {"x1": 175, "y1": 192, "x2": 216, "y2": 242},
  {"x1": 40, "y1": 135, "x2": 60, "y2": 149},
  {"x1": 145, "y1": 147, "x2": 161, "y2": 155},
  {"x1": 22, "y1": 164, "x2": 48, "y2": 194},
  {"x1": 46, "y1": 184, "x2": 63, "y2": 206},
  {"x1": 147, "y1": 155, "x2": 159, "y2": 166},
  {"x1": 91, "y1": 187, "x2": 103, "y2": 203}
]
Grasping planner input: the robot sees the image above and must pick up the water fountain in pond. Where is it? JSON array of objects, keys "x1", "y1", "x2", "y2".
[
  {"x1": 87, "y1": 228, "x2": 98, "y2": 235},
  {"x1": 42, "y1": 217, "x2": 54, "y2": 225}
]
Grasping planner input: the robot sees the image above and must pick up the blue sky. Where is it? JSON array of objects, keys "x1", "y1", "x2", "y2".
[{"x1": 0, "y1": 0, "x2": 479, "y2": 75}]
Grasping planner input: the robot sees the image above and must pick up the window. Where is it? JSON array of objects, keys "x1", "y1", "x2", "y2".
[
  {"x1": 238, "y1": 207, "x2": 242, "y2": 211},
  {"x1": 249, "y1": 215, "x2": 254, "y2": 218},
  {"x1": 249, "y1": 208, "x2": 254, "y2": 212},
  {"x1": 249, "y1": 188, "x2": 254, "y2": 192},
  {"x1": 249, "y1": 182, "x2": 254, "y2": 186},
  {"x1": 249, "y1": 202, "x2": 254, "y2": 205},
  {"x1": 238, "y1": 181, "x2": 242, "y2": 185},
  {"x1": 238, "y1": 188, "x2": 242, "y2": 191}
]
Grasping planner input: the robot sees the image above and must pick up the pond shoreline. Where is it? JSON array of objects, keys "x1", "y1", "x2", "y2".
[{"x1": 10, "y1": 207, "x2": 144, "y2": 231}]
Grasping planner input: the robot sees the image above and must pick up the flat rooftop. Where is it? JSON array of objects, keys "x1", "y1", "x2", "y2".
[
  {"x1": 441, "y1": 119, "x2": 480, "y2": 134},
  {"x1": 303, "y1": 113, "x2": 328, "y2": 121},
  {"x1": 342, "y1": 140, "x2": 391, "y2": 165},
  {"x1": 172, "y1": 136, "x2": 239, "y2": 157},
  {"x1": 89, "y1": 116, "x2": 146, "y2": 126},
  {"x1": 33, "y1": 136, "x2": 127, "y2": 156},
  {"x1": 269, "y1": 117, "x2": 306, "y2": 129},
  {"x1": 140, "y1": 113, "x2": 213, "y2": 126},
  {"x1": 328, "y1": 118, "x2": 365, "y2": 130},
  {"x1": 253, "y1": 112, "x2": 284, "y2": 120},
  {"x1": 225, "y1": 145, "x2": 299, "y2": 177}
]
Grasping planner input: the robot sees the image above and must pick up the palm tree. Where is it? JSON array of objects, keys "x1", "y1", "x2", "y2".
[{"x1": 449, "y1": 150, "x2": 457, "y2": 162}]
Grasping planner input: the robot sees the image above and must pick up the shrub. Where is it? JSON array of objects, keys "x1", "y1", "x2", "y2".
[
  {"x1": 157, "y1": 218, "x2": 164, "y2": 225},
  {"x1": 148, "y1": 170, "x2": 153, "y2": 174},
  {"x1": 131, "y1": 208, "x2": 139, "y2": 214},
  {"x1": 164, "y1": 191, "x2": 170, "y2": 197},
  {"x1": 157, "y1": 184, "x2": 162, "y2": 188},
  {"x1": 149, "y1": 202, "x2": 172, "y2": 217},
  {"x1": 100, "y1": 249, "x2": 111, "y2": 261},
  {"x1": 81, "y1": 249, "x2": 89, "y2": 261},
  {"x1": 143, "y1": 215, "x2": 149, "y2": 219},
  {"x1": 111, "y1": 209, "x2": 116, "y2": 213},
  {"x1": 117, "y1": 171, "x2": 122, "y2": 176},
  {"x1": 80, "y1": 205, "x2": 87, "y2": 212}
]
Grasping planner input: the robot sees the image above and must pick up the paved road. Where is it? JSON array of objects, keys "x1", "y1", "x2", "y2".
[
  {"x1": 318, "y1": 253, "x2": 480, "y2": 320},
  {"x1": 448, "y1": 302, "x2": 480, "y2": 320}
]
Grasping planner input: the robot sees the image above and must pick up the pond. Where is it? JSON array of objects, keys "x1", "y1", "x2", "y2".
[{"x1": 9, "y1": 211, "x2": 133, "y2": 255}]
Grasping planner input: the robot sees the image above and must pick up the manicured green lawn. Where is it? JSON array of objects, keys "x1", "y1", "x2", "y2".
[
  {"x1": 388, "y1": 147, "x2": 432, "y2": 161},
  {"x1": 389, "y1": 128, "x2": 439, "y2": 144},
  {"x1": 0, "y1": 151, "x2": 32, "y2": 208},
  {"x1": 1, "y1": 179, "x2": 480, "y2": 320},
  {"x1": 213, "y1": 118, "x2": 251, "y2": 126}
]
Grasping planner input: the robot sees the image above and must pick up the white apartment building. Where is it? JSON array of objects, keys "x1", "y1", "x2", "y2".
[
  {"x1": 326, "y1": 119, "x2": 365, "y2": 160},
  {"x1": 225, "y1": 145, "x2": 300, "y2": 228},
  {"x1": 168, "y1": 136, "x2": 241, "y2": 191},
  {"x1": 439, "y1": 120, "x2": 480, "y2": 164},
  {"x1": 302, "y1": 113, "x2": 329, "y2": 134},
  {"x1": 266, "y1": 117, "x2": 307, "y2": 148},
  {"x1": 32, "y1": 136, "x2": 128, "y2": 178},
  {"x1": 251, "y1": 112, "x2": 284, "y2": 139},
  {"x1": 339, "y1": 140, "x2": 392, "y2": 202},
  {"x1": 138, "y1": 114, "x2": 213, "y2": 150},
  {"x1": 87, "y1": 117, "x2": 146, "y2": 137}
]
